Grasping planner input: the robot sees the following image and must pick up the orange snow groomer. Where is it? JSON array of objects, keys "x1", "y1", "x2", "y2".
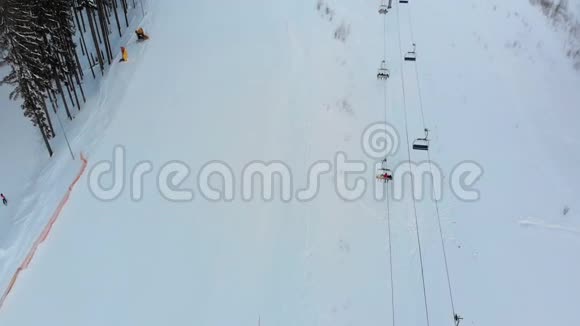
[
  {"x1": 120, "y1": 46, "x2": 128, "y2": 62},
  {"x1": 135, "y1": 28, "x2": 149, "y2": 41}
]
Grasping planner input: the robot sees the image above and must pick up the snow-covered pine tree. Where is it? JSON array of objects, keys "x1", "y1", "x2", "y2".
[
  {"x1": 15, "y1": 65, "x2": 55, "y2": 157},
  {"x1": 75, "y1": 0, "x2": 131, "y2": 74},
  {"x1": 58, "y1": 2, "x2": 87, "y2": 103},
  {"x1": 95, "y1": 0, "x2": 113, "y2": 65},
  {"x1": 76, "y1": 0, "x2": 105, "y2": 74},
  {"x1": 0, "y1": 0, "x2": 139, "y2": 157},
  {"x1": 33, "y1": 0, "x2": 74, "y2": 120},
  {"x1": 37, "y1": 0, "x2": 86, "y2": 115},
  {"x1": 0, "y1": 0, "x2": 55, "y2": 156}
]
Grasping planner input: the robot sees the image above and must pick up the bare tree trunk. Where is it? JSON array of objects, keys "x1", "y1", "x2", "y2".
[
  {"x1": 48, "y1": 90, "x2": 58, "y2": 113},
  {"x1": 121, "y1": 0, "x2": 129, "y2": 27},
  {"x1": 87, "y1": 8, "x2": 105, "y2": 74},
  {"x1": 71, "y1": 42, "x2": 84, "y2": 80},
  {"x1": 80, "y1": 29, "x2": 89, "y2": 58},
  {"x1": 64, "y1": 80, "x2": 75, "y2": 108},
  {"x1": 111, "y1": 0, "x2": 122, "y2": 37},
  {"x1": 76, "y1": 74, "x2": 86, "y2": 102},
  {"x1": 73, "y1": 8, "x2": 88, "y2": 57},
  {"x1": 101, "y1": 0, "x2": 111, "y2": 26},
  {"x1": 54, "y1": 72, "x2": 73, "y2": 120},
  {"x1": 71, "y1": 80, "x2": 81, "y2": 109},
  {"x1": 35, "y1": 110, "x2": 53, "y2": 157},
  {"x1": 66, "y1": 71, "x2": 81, "y2": 110},
  {"x1": 67, "y1": 46, "x2": 87, "y2": 102},
  {"x1": 77, "y1": 5, "x2": 88, "y2": 33},
  {"x1": 63, "y1": 37, "x2": 84, "y2": 84},
  {"x1": 89, "y1": 52, "x2": 97, "y2": 78},
  {"x1": 92, "y1": 10, "x2": 103, "y2": 44},
  {"x1": 41, "y1": 100, "x2": 56, "y2": 138},
  {"x1": 96, "y1": 0, "x2": 113, "y2": 64}
]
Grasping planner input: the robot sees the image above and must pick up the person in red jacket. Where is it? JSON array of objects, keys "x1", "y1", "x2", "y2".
[{"x1": 377, "y1": 172, "x2": 392, "y2": 181}]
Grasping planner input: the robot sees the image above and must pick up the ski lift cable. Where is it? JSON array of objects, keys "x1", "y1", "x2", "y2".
[
  {"x1": 406, "y1": 1, "x2": 416, "y2": 48},
  {"x1": 383, "y1": 56, "x2": 396, "y2": 326},
  {"x1": 383, "y1": 14, "x2": 388, "y2": 62},
  {"x1": 413, "y1": 61, "x2": 427, "y2": 128},
  {"x1": 386, "y1": 186, "x2": 396, "y2": 326},
  {"x1": 411, "y1": 45, "x2": 458, "y2": 318},
  {"x1": 395, "y1": 4, "x2": 431, "y2": 326},
  {"x1": 382, "y1": 15, "x2": 388, "y2": 126},
  {"x1": 427, "y1": 149, "x2": 458, "y2": 318},
  {"x1": 405, "y1": 1, "x2": 459, "y2": 321},
  {"x1": 404, "y1": 1, "x2": 426, "y2": 128},
  {"x1": 381, "y1": 13, "x2": 396, "y2": 326},
  {"x1": 414, "y1": 49, "x2": 458, "y2": 324}
]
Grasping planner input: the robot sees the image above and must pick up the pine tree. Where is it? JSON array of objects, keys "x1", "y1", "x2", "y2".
[
  {"x1": 76, "y1": 0, "x2": 105, "y2": 74},
  {"x1": 0, "y1": 0, "x2": 55, "y2": 156},
  {"x1": 0, "y1": 0, "x2": 135, "y2": 158},
  {"x1": 37, "y1": 0, "x2": 86, "y2": 115}
]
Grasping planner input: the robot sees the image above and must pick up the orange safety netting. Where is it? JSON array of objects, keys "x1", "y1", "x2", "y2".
[{"x1": 0, "y1": 153, "x2": 88, "y2": 309}]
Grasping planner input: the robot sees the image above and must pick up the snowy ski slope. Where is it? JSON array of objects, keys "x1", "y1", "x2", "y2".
[{"x1": 0, "y1": 0, "x2": 579, "y2": 325}]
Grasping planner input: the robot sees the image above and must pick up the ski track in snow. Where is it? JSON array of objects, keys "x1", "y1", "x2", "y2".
[{"x1": 519, "y1": 218, "x2": 580, "y2": 236}]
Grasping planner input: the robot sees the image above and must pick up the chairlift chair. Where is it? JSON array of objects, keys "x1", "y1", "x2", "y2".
[
  {"x1": 377, "y1": 60, "x2": 390, "y2": 80},
  {"x1": 377, "y1": 159, "x2": 393, "y2": 182},
  {"x1": 378, "y1": 0, "x2": 388, "y2": 14},
  {"x1": 378, "y1": 4, "x2": 388, "y2": 14},
  {"x1": 412, "y1": 128, "x2": 430, "y2": 151},
  {"x1": 404, "y1": 43, "x2": 417, "y2": 61},
  {"x1": 377, "y1": 168, "x2": 393, "y2": 182},
  {"x1": 380, "y1": 158, "x2": 389, "y2": 170},
  {"x1": 400, "y1": 0, "x2": 409, "y2": 3}
]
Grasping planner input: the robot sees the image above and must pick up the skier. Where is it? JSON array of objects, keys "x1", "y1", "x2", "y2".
[
  {"x1": 135, "y1": 27, "x2": 149, "y2": 41},
  {"x1": 376, "y1": 171, "x2": 392, "y2": 181},
  {"x1": 1, "y1": 193, "x2": 7, "y2": 206},
  {"x1": 377, "y1": 158, "x2": 393, "y2": 182}
]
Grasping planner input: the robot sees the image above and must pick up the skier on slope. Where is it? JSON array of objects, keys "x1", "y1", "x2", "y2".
[{"x1": 1, "y1": 193, "x2": 7, "y2": 206}]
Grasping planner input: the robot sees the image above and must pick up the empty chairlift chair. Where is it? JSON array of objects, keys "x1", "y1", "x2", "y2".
[
  {"x1": 377, "y1": 60, "x2": 390, "y2": 80},
  {"x1": 404, "y1": 43, "x2": 417, "y2": 61},
  {"x1": 412, "y1": 128, "x2": 430, "y2": 151},
  {"x1": 381, "y1": 158, "x2": 391, "y2": 171}
]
